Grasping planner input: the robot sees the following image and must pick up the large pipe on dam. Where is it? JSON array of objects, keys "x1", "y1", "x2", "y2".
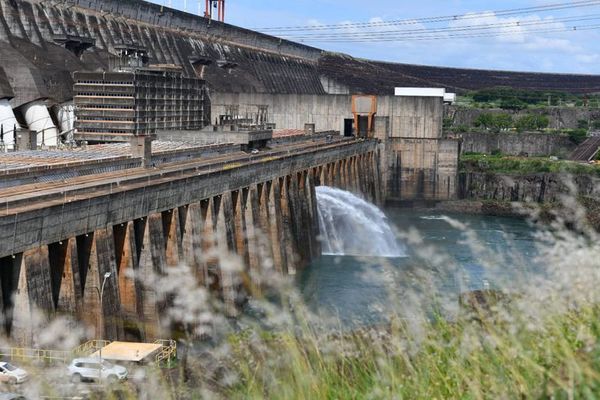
[
  {"x1": 0, "y1": 99, "x2": 18, "y2": 149},
  {"x1": 54, "y1": 102, "x2": 75, "y2": 140},
  {"x1": 21, "y1": 101, "x2": 59, "y2": 147}
]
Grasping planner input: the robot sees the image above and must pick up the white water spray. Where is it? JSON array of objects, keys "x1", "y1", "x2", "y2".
[{"x1": 315, "y1": 186, "x2": 405, "y2": 257}]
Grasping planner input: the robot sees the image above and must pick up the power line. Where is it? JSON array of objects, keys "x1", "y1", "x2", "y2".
[
  {"x1": 289, "y1": 23, "x2": 600, "y2": 43},
  {"x1": 254, "y1": 0, "x2": 600, "y2": 32},
  {"x1": 280, "y1": 14, "x2": 600, "y2": 40}
]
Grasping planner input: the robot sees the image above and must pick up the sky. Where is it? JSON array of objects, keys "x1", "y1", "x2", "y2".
[{"x1": 148, "y1": 0, "x2": 600, "y2": 74}]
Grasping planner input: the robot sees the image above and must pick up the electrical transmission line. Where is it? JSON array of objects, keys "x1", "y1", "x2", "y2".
[
  {"x1": 290, "y1": 23, "x2": 600, "y2": 43},
  {"x1": 282, "y1": 14, "x2": 600, "y2": 40},
  {"x1": 253, "y1": 0, "x2": 600, "y2": 32}
]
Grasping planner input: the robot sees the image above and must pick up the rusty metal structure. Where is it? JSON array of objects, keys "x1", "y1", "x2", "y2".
[
  {"x1": 352, "y1": 95, "x2": 377, "y2": 138},
  {"x1": 205, "y1": 0, "x2": 225, "y2": 21}
]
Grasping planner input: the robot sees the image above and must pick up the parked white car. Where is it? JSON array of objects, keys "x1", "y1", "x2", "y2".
[
  {"x1": 67, "y1": 358, "x2": 127, "y2": 383},
  {"x1": 0, "y1": 362, "x2": 28, "y2": 384}
]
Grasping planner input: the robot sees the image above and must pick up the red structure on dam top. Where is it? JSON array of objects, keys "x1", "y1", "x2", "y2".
[{"x1": 205, "y1": 0, "x2": 226, "y2": 22}]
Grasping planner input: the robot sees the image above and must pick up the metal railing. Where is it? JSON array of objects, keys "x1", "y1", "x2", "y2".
[
  {"x1": 0, "y1": 347, "x2": 71, "y2": 364},
  {"x1": 72, "y1": 339, "x2": 112, "y2": 357},
  {"x1": 154, "y1": 339, "x2": 177, "y2": 366}
]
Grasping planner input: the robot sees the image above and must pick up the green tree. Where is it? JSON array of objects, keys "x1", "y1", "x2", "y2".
[
  {"x1": 515, "y1": 114, "x2": 549, "y2": 132},
  {"x1": 500, "y1": 98, "x2": 528, "y2": 110},
  {"x1": 568, "y1": 128, "x2": 588, "y2": 144},
  {"x1": 474, "y1": 113, "x2": 495, "y2": 130},
  {"x1": 493, "y1": 114, "x2": 513, "y2": 131}
]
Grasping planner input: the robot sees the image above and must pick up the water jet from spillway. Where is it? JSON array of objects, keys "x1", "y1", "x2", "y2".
[{"x1": 316, "y1": 186, "x2": 405, "y2": 257}]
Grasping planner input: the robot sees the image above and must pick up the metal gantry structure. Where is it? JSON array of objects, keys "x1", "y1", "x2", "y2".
[{"x1": 204, "y1": 0, "x2": 225, "y2": 22}]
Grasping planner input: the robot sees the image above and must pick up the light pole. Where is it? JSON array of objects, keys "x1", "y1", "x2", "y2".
[{"x1": 94, "y1": 272, "x2": 112, "y2": 365}]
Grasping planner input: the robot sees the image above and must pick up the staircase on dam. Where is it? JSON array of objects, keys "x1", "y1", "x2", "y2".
[{"x1": 569, "y1": 136, "x2": 600, "y2": 161}]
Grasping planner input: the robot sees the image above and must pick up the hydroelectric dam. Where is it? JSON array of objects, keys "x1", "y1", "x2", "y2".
[{"x1": 0, "y1": 0, "x2": 592, "y2": 345}]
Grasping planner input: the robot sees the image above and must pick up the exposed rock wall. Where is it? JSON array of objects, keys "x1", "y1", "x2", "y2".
[
  {"x1": 460, "y1": 132, "x2": 576, "y2": 157},
  {"x1": 459, "y1": 172, "x2": 600, "y2": 203},
  {"x1": 448, "y1": 106, "x2": 600, "y2": 130}
]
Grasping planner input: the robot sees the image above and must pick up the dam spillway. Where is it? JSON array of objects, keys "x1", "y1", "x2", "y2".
[{"x1": 316, "y1": 186, "x2": 404, "y2": 258}]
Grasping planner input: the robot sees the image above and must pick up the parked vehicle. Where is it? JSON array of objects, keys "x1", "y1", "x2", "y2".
[
  {"x1": 0, "y1": 362, "x2": 28, "y2": 384},
  {"x1": 0, "y1": 394, "x2": 27, "y2": 400},
  {"x1": 67, "y1": 358, "x2": 127, "y2": 383}
]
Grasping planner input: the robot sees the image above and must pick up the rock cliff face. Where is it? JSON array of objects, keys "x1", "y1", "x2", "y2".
[
  {"x1": 460, "y1": 132, "x2": 576, "y2": 157},
  {"x1": 459, "y1": 172, "x2": 600, "y2": 203},
  {"x1": 448, "y1": 107, "x2": 600, "y2": 131}
]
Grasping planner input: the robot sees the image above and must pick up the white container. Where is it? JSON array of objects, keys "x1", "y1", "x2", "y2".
[{"x1": 394, "y1": 87, "x2": 446, "y2": 97}]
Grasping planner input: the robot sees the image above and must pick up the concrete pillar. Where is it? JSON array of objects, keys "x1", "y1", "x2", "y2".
[
  {"x1": 0, "y1": 99, "x2": 18, "y2": 150},
  {"x1": 216, "y1": 192, "x2": 238, "y2": 316},
  {"x1": 371, "y1": 151, "x2": 383, "y2": 205},
  {"x1": 48, "y1": 238, "x2": 82, "y2": 316},
  {"x1": 181, "y1": 203, "x2": 208, "y2": 286},
  {"x1": 319, "y1": 166, "x2": 326, "y2": 187},
  {"x1": 15, "y1": 130, "x2": 37, "y2": 151},
  {"x1": 287, "y1": 173, "x2": 307, "y2": 264},
  {"x1": 113, "y1": 222, "x2": 140, "y2": 324},
  {"x1": 267, "y1": 180, "x2": 287, "y2": 274},
  {"x1": 304, "y1": 171, "x2": 321, "y2": 259},
  {"x1": 280, "y1": 176, "x2": 299, "y2": 275},
  {"x1": 11, "y1": 246, "x2": 55, "y2": 346},
  {"x1": 244, "y1": 185, "x2": 262, "y2": 292},
  {"x1": 352, "y1": 156, "x2": 360, "y2": 194},
  {"x1": 201, "y1": 198, "x2": 217, "y2": 286},
  {"x1": 82, "y1": 228, "x2": 123, "y2": 341},
  {"x1": 257, "y1": 183, "x2": 274, "y2": 265},
  {"x1": 130, "y1": 135, "x2": 154, "y2": 168},
  {"x1": 328, "y1": 162, "x2": 335, "y2": 187},
  {"x1": 162, "y1": 209, "x2": 182, "y2": 267},
  {"x1": 137, "y1": 214, "x2": 167, "y2": 340},
  {"x1": 232, "y1": 190, "x2": 248, "y2": 268},
  {"x1": 21, "y1": 100, "x2": 59, "y2": 147},
  {"x1": 333, "y1": 161, "x2": 341, "y2": 188}
]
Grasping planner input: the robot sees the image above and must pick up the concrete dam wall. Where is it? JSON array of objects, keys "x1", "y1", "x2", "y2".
[
  {"x1": 213, "y1": 92, "x2": 460, "y2": 202},
  {"x1": 0, "y1": 138, "x2": 381, "y2": 344},
  {"x1": 2, "y1": 0, "x2": 600, "y2": 132}
]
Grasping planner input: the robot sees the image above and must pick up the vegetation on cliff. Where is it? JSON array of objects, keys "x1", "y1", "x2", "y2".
[
  {"x1": 460, "y1": 154, "x2": 600, "y2": 176},
  {"x1": 462, "y1": 87, "x2": 600, "y2": 109}
]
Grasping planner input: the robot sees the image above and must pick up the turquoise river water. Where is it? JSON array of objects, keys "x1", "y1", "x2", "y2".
[{"x1": 298, "y1": 209, "x2": 540, "y2": 327}]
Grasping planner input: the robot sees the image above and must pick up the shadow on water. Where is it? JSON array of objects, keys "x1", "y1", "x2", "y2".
[{"x1": 297, "y1": 208, "x2": 540, "y2": 328}]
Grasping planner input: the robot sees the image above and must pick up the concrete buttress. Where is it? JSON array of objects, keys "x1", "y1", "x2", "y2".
[{"x1": 12, "y1": 246, "x2": 54, "y2": 346}]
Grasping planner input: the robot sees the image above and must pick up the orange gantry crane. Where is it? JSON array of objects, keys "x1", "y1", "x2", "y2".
[{"x1": 205, "y1": 0, "x2": 225, "y2": 22}]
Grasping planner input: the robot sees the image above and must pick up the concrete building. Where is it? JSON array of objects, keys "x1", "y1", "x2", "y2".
[{"x1": 74, "y1": 69, "x2": 208, "y2": 142}]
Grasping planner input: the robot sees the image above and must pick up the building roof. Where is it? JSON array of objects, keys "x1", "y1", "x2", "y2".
[{"x1": 90, "y1": 341, "x2": 162, "y2": 362}]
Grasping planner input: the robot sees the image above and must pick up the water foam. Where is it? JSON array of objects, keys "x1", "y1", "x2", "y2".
[{"x1": 315, "y1": 186, "x2": 405, "y2": 258}]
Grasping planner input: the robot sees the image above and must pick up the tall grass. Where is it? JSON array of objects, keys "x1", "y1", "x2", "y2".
[{"x1": 6, "y1": 191, "x2": 600, "y2": 399}]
